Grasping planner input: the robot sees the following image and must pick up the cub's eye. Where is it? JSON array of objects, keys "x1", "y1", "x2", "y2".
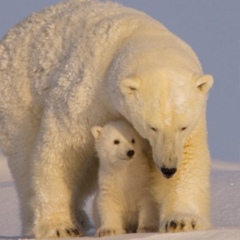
[
  {"x1": 181, "y1": 127, "x2": 187, "y2": 131},
  {"x1": 132, "y1": 138, "x2": 135, "y2": 144},
  {"x1": 114, "y1": 140, "x2": 120, "y2": 145}
]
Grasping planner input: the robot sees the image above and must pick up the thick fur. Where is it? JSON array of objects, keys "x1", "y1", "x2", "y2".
[
  {"x1": 0, "y1": 0, "x2": 213, "y2": 238},
  {"x1": 91, "y1": 120, "x2": 158, "y2": 237}
]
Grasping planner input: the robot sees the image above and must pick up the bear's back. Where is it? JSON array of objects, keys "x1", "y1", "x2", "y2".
[
  {"x1": 0, "y1": 0, "x2": 159, "y2": 70},
  {"x1": 0, "y1": 0, "x2": 165, "y2": 107}
]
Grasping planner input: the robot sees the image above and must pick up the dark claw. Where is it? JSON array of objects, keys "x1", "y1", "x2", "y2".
[
  {"x1": 192, "y1": 221, "x2": 196, "y2": 229},
  {"x1": 71, "y1": 228, "x2": 80, "y2": 236},
  {"x1": 180, "y1": 221, "x2": 185, "y2": 230},
  {"x1": 56, "y1": 230, "x2": 60, "y2": 237},
  {"x1": 66, "y1": 229, "x2": 71, "y2": 236},
  {"x1": 170, "y1": 220, "x2": 177, "y2": 230}
]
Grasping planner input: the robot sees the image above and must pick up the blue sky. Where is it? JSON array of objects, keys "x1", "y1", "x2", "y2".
[{"x1": 0, "y1": 0, "x2": 239, "y2": 163}]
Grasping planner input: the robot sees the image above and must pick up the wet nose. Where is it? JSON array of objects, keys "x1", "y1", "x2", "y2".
[
  {"x1": 160, "y1": 167, "x2": 177, "y2": 178},
  {"x1": 127, "y1": 150, "x2": 135, "y2": 158}
]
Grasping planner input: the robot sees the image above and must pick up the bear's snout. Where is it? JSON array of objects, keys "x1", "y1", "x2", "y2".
[{"x1": 127, "y1": 150, "x2": 135, "y2": 158}]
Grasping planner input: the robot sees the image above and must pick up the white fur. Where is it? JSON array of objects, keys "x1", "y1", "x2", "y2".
[
  {"x1": 91, "y1": 120, "x2": 158, "y2": 237},
  {"x1": 0, "y1": 0, "x2": 213, "y2": 238}
]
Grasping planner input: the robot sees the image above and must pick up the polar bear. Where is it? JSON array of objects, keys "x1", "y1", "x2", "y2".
[
  {"x1": 91, "y1": 120, "x2": 158, "y2": 237},
  {"x1": 0, "y1": 0, "x2": 213, "y2": 238}
]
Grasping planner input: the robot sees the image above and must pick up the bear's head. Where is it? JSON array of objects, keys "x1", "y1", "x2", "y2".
[
  {"x1": 91, "y1": 121, "x2": 144, "y2": 165},
  {"x1": 109, "y1": 49, "x2": 213, "y2": 177}
]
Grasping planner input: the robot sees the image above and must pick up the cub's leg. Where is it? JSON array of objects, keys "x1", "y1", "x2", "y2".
[
  {"x1": 94, "y1": 191, "x2": 125, "y2": 237},
  {"x1": 137, "y1": 197, "x2": 159, "y2": 233}
]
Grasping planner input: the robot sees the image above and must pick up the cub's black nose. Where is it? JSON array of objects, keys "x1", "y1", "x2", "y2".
[
  {"x1": 161, "y1": 167, "x2": 177, "y2": 178},
  {"x1": 127, "y1": 150, "x2": 135, "y2": 158}
]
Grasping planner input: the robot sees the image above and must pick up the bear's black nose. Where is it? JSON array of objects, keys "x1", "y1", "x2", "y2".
[
  {"x1": 160, "y1": 167, "x2": 177, "y2": 178},
  {"x1": 127, "y1": 150, "x2": 135, "y2": 158}
]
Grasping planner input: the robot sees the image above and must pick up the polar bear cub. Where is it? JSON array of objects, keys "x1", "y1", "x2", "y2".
[{"x1": 91, "y1": 120, "x2": 158, "y2": 237}]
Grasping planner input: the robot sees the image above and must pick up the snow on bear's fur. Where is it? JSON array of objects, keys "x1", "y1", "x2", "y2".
[
  {"x1": 0, "y1": 0, "x2": 213, "y2": 238},
  {"x1": 91, "y1": 120, "x2": 158, "y2": 237}
]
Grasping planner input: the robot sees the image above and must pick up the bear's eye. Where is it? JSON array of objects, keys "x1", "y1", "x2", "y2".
[
  {"x1": 181, "y1": 127, "x2": 187, "y2": 131},
  {"x1": 150, "y1": 127, "x2": 157, "y2": 132},
  {"x1": 114, "y1": 140, "x2": 120, "y2": 145},
  {"x1": 132, "y1": 138, "x2": 135, "y2": 144}
]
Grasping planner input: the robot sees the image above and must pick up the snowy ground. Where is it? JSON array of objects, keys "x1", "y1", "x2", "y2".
[{"x1": 0, "y1": 152, "x2": 240, "y2": 240}]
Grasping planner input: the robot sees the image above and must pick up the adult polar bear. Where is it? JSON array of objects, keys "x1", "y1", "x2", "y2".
[{"x1": 0, "y1": 0, "x2": 213, "y2": 238}]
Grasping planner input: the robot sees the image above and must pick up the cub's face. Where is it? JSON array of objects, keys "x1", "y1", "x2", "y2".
[
  {"x1": 112, "y1": 67, "x2": 213, "y2": 175},
  {"x1": 91, "y1": 121, "x2": 143, "y2": 164}
]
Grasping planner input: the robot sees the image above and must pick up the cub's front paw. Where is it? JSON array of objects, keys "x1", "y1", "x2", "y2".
[
  {"x1": 55, "y1": 227, "x2": 82, "y2": 238},
  {"x1": 160, "y1": 214, "x2": 210, "y2": 233},
  {"x1": 96, "y1": 227, "x2": 125, "y2": 237}
]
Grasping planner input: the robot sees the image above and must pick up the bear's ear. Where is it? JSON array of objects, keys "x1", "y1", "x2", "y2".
[
  {"x1": 196, "y1": 74, "x2": 214, "y2": 93},
  {"x1": 120, "y1": 77, "x2": 140, "y2": 95},
  {"x1": 91, "y1": 126, "x2": 103, "y2": 139}
]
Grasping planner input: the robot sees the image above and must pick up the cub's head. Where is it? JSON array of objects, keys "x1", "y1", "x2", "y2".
[
  {"x1": 110, "y1": 65, "x2": 213, "y2": 177},
  {"x1": 91, "y1": 120, "x2": 143, "y2": 165}
]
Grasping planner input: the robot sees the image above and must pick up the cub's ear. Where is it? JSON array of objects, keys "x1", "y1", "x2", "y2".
[
  {"x1": 91, "y1": 126, "x2": 103, "y2": 139},
  {"x1": 196, "y1": 74, "x2": 214, "y2": 93},
  {"x1": 120, "y1": 77, "x2": 140, "y2": 95}
]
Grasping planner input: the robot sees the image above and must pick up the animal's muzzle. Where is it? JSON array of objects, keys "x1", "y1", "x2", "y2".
[{"x1": 160, "y1": 167, "x2": 177, "y2": 178}]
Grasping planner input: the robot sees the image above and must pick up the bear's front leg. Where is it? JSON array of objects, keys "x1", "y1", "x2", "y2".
[
  {"x1": 157, "y1": 156, "x2": 210, "y2": 233},
  {"x1": 26, "y1": 117, "x2": 85, "y2": 238},
  {"x1": 153, "y1": 118, "x2": 211, "y2": 233},
  {"x1": 30, "y1": 154, "x2": 83, "y2": 238}
]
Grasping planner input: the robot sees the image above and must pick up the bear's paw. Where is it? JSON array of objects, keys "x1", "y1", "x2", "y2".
[
  {"x1": 96, "y1": 227, "x2": 125, "y2": 237},
  {"x1": 160, "y1": 214, "x2": 210, "y2": 233},
  {"x1": 33, "y1": 221, "x2": 83, "y2": 238}
]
